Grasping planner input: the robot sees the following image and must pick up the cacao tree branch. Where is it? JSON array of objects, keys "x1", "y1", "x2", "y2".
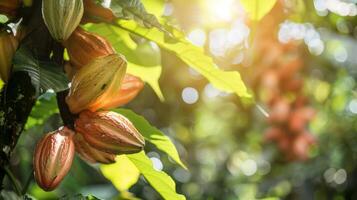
[{"x1": 0, "y1": 0, "x2": 55, "y2": 190}]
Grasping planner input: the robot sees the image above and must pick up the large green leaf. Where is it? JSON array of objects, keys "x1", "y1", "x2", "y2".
[
  {"x1": 100, "y1": 155, "x2": 140, "y2": 192},
  {"x1": 127, "y1": 152, "x2": 186, "y2": 200},
  {"x1": 12, "y1": 47, "x2": 69, "y2": 94},
  {"x1": 127, "y1": 62, "x2": 164, "y2": 101},
  {"x1": 141, "y1": 0, "x2": 165, "y2": 18},
  {"x1": 114, "y1": 108, "x2": 186, "y2": 169},
  {"x1": 114, "y1": 20, "x2": 251, "y2": 98},
  {"x1": 240, "y1": 0, "x2": 277, "y2": 21}
]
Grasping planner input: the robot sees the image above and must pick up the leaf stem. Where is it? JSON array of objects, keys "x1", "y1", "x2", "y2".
[{"x1": 3, "y1": 166, "x2": 22, "y2": 196}]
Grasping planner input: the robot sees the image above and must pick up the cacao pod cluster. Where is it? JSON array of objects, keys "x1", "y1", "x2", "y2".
[
  {"x1": 254, "y1": 41, "x2": 317, "y2": 161},
  {"x1": 32, "y1": 1, "x2": 146, "y2": 191}
]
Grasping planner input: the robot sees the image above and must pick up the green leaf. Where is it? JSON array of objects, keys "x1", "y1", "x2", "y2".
[
  {"x1": 0, "y1": 79, "x2": 4, "y2": 91},
  {"x1": 126, "y1": 152, "x2": 186, "y2": 200},
  {"x1": 127, "y1": 62, "x2": 164, "y2": 101},
  {"x1": 100, "y1": 155, "x2": 140, "y2": 192},
  {"x1": 114, "y1": 108, "x2": 186, "y2": 169},
  {"x1": 25, "y1": 92, "x2": 59, "y2": 129},
  {"x1": 115, "y1": 20, "x2": 251, "y2": 98},
  {"x1": 108, "y1": 0, "x2": 163, "y2": 30},
  {"x1": 12, "y1": 47, "x2": 69, "y2": 94},
  {"x1": 239, "y1": 0, "x2": 277, "y2": 21},
  {"x1": 141, "y1": 0, "x2": 165, "y2": 18}
]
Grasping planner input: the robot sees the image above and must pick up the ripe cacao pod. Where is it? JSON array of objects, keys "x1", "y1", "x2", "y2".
[
  {"x1": 0, "y1": 32, "x2": 18, "y2": 82},
  {"x1": 33, "y1": 127, "x2": 75, "y2": 191},
  {"x1": 99, "y1": 73, "x2": 144, "y2": 109},
  {"x1": 0, "y1": 0, "x2": 21, "y2": 17},
  {"x1": 42, "y1": 0, "x2": 84, "y2": 41},
  {"x1": 75, "y1": 110, "x2": 145, "y2": 154},
  {"x1": 66, "y1": 54, "x2": 127, "y2": 114},
  {"x1": 82, "y1": 0, "x2": 115, "y2": 23},
  {"x1": 73, "y1": 133, "x2": 116, "y2": 164},
  {"x1": 63, "y1": 27, "x2": 115, "y2": 68}
]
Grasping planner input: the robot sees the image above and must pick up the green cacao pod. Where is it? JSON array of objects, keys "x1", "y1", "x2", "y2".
[{"x1": 42, "y1": 0, "x2": 84, "y2": 41}]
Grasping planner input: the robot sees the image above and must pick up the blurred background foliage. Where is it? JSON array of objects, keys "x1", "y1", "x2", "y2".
[{"x1": 2, "y1": 0, "x2": 357, "y2": 199}]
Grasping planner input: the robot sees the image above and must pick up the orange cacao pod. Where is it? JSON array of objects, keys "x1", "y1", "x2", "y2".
[
  {"x1": 73, "y1": 133, "x2": 116, "y2": 164},
  {"x1": 0, "y1": 32, "x2": 18, "y2": 82},
  {"x1": 0, "y1": 0, "x2": 21, "y2": 17},
  {"x1": 63, "y1": 27, "x2": 115, "y2": 68},
  {"x1": 82, "y1": 0, "x2": 115, "y2": 23},
  {"x1": 33, "y1": 127, "x2": 75, "y2": 191},
  {"x1": 99, "y1": 73, "x2": 144, "y2": 109},
  {"x1": 66, "y1": 54, "x2": 127, "y2": 114},
  {"x1": 75, "y1": 110, "x2": 145, "y2": 154}
]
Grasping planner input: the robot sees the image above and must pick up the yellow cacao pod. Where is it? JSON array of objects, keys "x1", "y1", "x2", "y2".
[
  {"x1": 66, "y1": 54, "x2": 127, "y2": 114},
  {"x1": 42, "y1": 0, "x2": 84, "y2": 41},
  {"x1": 0, "y1": 0, "x2": 21, "y2": 17},
  {"x1": 73, "y1": 133, "x2": 116, "y2": 164},
  {"x1": 0, "y1": 32, "x2": 18, "y2": 82},
  {"x1": 100, "y1": 74, "x2": 144, "y2": 110},
  {"x1": 75, "y1": 110, "x2": 145, "y2": 155},
  {"x1": 33, "y1": 127, "x2": 75, "y2": 191},
  {"x1": 63, "y1": 27, "x2": 115, "y2": 68}
]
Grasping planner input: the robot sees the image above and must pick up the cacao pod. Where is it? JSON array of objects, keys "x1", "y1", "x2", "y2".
[
  {"x1": 99, "y1": 73, "x2": 144, "y2": 110},
  {"x1": 73, "y1": 133, "x2": 116, "y2": 164},
  {"x1": 75, "y1": 110, "x2": 145, "y2": 154},
  {"x1": 66, "y1": 54, "x2": 127, "y2": 114},
  {"x1": 64, "y1": 61, "x2": 76, "y2": 80},
  {"x1": 42, "y1": 0, "x2": 84, "y2": 41},
  {"x1": 82, "y1": 0, "x2": 115, "y2": 23},
  {"x1": 0, "y1": 0, "x2": 21, "y2": 17},
  {"x1": 33, "y1": 127, "x2": 75, "y2": 191},
  {"x1": 0, "y1": 32, "x2": 18, "y2": 82},
  {"x1": 63, "y1": 27, "x2": 115, "y2": 68}
]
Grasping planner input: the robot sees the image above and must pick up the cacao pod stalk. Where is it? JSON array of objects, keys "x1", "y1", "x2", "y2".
[
  {"x1": 42, "y1": 0, "x2": 84, "y2": 41},
  {"x1": 75, "y1": 110, "x2": 145, "y2": 155},
  {"x1": 100, "y1": 73, "x2": 144, "y2": 110},
  {"x1": 33, "y1": 127, "x2": 75, "y2": 191},
  {"x1": 0, "y1": 32, "x2": 18, "y2": 82},
  {"x1": 73, "y1": 133, "x2": 116, "y2": 164},
  {"x1": 63, "y1": 27, "x2": 115, "y2": 68},
  {"x1": 66, "y1": 54, "x2": 127, "y2": 114}
]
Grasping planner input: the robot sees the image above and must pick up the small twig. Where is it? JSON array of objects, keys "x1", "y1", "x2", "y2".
[{"x1": 3, "y1": 166, "x2": 22, "y2": 196}]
